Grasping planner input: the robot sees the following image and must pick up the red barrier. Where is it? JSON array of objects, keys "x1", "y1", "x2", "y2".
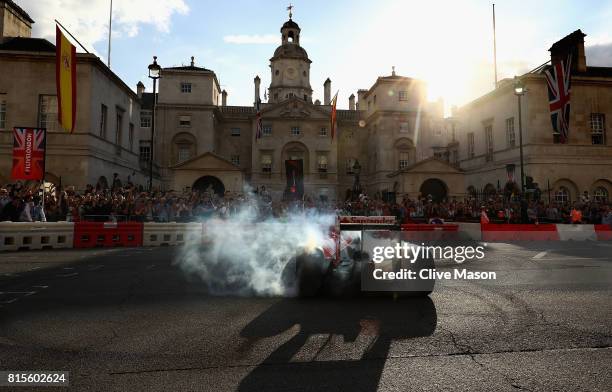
[
  {"x1": 400, "y1": 224, "x2": 459, "y2": 241},
  {"x1": 74, "y1": 222, "x2": 143, "y2": 248},
  {"x1": 594, "y1": 224, "x2": 612, "y2": 241},
  {"x1": 481, "y1": 223, "x2": 559, "y2": 241}
]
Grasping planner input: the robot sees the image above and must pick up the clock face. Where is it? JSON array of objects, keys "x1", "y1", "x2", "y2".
[{"x1": 286, "y1": 67, "x2": 296, "y2": 79}]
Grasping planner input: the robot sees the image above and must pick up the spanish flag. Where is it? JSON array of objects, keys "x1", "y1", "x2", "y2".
[
  {"x1": 56, "y1": 25, "x2": 76, "y2": 133},
  {"x1": 330, "y1": 91, "x2": 338, "y2": 140}
]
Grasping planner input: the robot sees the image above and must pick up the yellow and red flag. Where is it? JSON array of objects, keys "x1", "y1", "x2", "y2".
[
  {"x1": 330, "y1": 91, "x2": 338, "y2": 140},
  {"x1": 56, "y1": 25, "x2": 76, "y2": 133}
]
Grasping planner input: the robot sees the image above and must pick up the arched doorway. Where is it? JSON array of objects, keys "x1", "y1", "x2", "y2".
[
  {"x1": 193, "y1": 176, "x2": 225, "y2": 196},
  {"x1": 420, "y1": 178, "x2": 448, "y2": 202}
]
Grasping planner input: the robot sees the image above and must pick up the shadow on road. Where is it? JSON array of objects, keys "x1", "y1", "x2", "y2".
[{"x1": 238, "y1": 297, "x2": 437, "y2": 392}]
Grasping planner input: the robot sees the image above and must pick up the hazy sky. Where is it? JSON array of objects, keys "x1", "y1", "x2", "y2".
[{"x1": 20, "y1": 0, "x2": 612, "y2": 111}]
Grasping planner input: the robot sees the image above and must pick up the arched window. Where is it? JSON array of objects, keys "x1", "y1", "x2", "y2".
[
  {"x1": 593, "y1": 186, "x2": 608, "y2": 203},
  {"x1": 555, "y1": 186, "x2": 570, "y2": 204},
  {"x1": 172, "y1": 132, "x2": 196, "y2": 164}
]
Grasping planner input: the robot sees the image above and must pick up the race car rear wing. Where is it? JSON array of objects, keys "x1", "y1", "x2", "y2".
[{"x1": 337, "y1": 216, "x2": 399, "y2": 231}]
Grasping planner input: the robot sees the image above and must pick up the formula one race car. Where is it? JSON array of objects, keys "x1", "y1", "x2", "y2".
[{"x1": 288, "y1": 216, "x2": 435, "y2": 297}]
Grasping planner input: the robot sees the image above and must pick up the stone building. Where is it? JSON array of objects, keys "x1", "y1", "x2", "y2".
[
  {"x1": 452, "y1": 30, "x2": 612, "y2": 204},
  {"x1": 143, "y1": 15, "x2": 450, "y2": 201},
  {"x1": 0, "y1": 1, "x2": 148, "y2": 190}
]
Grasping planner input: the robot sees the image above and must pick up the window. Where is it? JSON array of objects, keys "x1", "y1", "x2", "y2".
[
  {"x1": 262, "y1": 125, "x2": 272, "y2": 137},
  {"x1": 231, "y1": 155, "x2": 240, "y2": 166},
  {"x1": 140, "y1": 111, "x2": 151, "y2": 128},
  {"x1": 319, "y1": 127, "x2": 328, "y2": 137},
  {"x1": 373, "y1": 95, "x2": 377, "y2": 105},
  {"x1": 398, "y1": 91, "x2": 408, "y2": 101},
  {"x1": 115, "y1": 109, "x2": 124, "y2": 147},
  {"x1": 261, "y1": 154, "x2": 272, "y2": 173},
  {"x1": 0, "y1": 95, "x2": 6, "y2": 129},
  {"x1": 590, "y1": 113, "x2": 605, "y2": 145},
  {"x1": 177, "y1": 146, "x2": 191, "y2": 162},
  {"x1": 139, "y1": 143, "x2": 151, "y2": 162},
  {"x1": 180, "y1": 82, "x2": 192, "y2": 93},
  {"x1": 39, "y1": 95, "x2": 58, "y2": 131},
  {"x1": 291, "y1": 126, "x2": 300, "y2": 136},
  {"x1": 346, "y1": 158, "x2": 356, "y2": 174},
  {"x1": 451, "y1": 149, "x2": 459, "y2": 166},
  {"x1": 317, "y1": 154, "x2": 328, "y2": 172},
  {"x1": 231, "y1": 127, "x2": 241, "y2": 136},
  {"x1": 179, "y1": 115, "x2": 191, "y2": 127},
  {"x1": 100, "y1": 104, "x2": 107, "y2": 137},
  {"x1": 399, "y1": 122, "x2": 409, "y2": 133},
  {"x1": 555, "y1": 187, "x2": 570, "y2": 204},
  {"x1": 506, "y1": 117, "x2": 515, "y2": 148},
  {"x1": 304, "y1": 95, "x2": 308, "y2": 101},
  {"x1": 129, "y1": 123, "x2": 134, "y2": 151},
  {"x1": 484, "y1": 125, "x2": 493, "y2": 161},
  {"x1": 467, "y1": 133, "x2": 475, "y2": 158},
  {"x1": 593, "y1": 187, "x2": 608, "y2": 203},
  {"x1": 399, "y1": 151, "x2": 410, "y2": 169},
  {"x1": 553, "y1": 130, "x2": 561, "y2": 144}
]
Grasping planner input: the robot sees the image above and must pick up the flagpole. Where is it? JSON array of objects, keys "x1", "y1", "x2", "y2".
[
  {"x1": 54, "y1": 19, "x2": 90, "y2": 53},
  {"x1": 107, "y1": 0, "x2": 112, "y2": 67},
  {"x1": 492, "y1": 3, "x2": 498, "y2": 88}
]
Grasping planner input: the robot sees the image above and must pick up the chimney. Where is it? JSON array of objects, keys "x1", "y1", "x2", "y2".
[
  {"x1": 136, "y1": 81, "x2": 145, "y2": 98},
  {"x1": 357, "y1": 89, "x2": 368, "y2": 111},
  {"x1": 314, "y1": 99, "x2": 321, "y2": 105},
  {"x1": 348, "y1": 94, "x2": 355, "y2": 110},
  {"x1": 254, "y1": 75, "x2": 261, "y2": 105},
  {"x1": 221, "y1": 89, "x2": 227, "y2": 106},
  {"x1": 323, "y1": 78, "x2": 331, "y2": 105},
  {"x1": 549, "y1": 29, "x2": 587, "y2": 73}
]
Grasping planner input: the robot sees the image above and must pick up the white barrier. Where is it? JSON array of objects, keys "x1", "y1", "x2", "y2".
[
  {"x1": 0, "y1": 222, "x2": 74, "y2": 251},
  {"x1": 555, "y1": 224, "x2": 597, "y2": 241},
  {"x1": 142, "y1": 222, "x2": 203, "y2": 246},
  {"x1": 456, "y1": 222, "x2": 482, "y2": 241}
]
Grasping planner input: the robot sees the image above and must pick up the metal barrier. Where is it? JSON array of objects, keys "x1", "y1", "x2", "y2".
[{"x1": 0, "y1": 222, "x2": 74, "y2": 251}]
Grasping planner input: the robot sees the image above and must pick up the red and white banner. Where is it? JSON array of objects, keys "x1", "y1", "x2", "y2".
[{"x1": 11, "y1": 127, "x2": 46, "y2": 180}]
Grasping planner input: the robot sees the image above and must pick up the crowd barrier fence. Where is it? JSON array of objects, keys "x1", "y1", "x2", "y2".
[
  {"x1": 1, "y1": 221, "x2": 612, "y2": 252},
  {"x1": 73, "y1": 222, "x2": 143, "y2": 248},
  {"x1": 0, "y1": 222, "x2": 74, "y2": 251}
]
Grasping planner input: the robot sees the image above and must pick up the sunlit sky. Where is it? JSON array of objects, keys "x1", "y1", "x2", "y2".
[{"x1": 21, "y1": 0, "x2": 612, "y2": 111}]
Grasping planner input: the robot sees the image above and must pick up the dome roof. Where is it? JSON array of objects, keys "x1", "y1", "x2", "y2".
[
  {"x1": 272, "y1": 43, "x2": 309, "y2": 60},
  {"x1": 281, "y1": 19, "x2": 300, "y2": 31}
]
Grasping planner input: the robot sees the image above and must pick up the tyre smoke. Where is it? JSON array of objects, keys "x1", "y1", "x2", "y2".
[{"x1": 175, "y1": 195, "x2": 335, "y2": 297}]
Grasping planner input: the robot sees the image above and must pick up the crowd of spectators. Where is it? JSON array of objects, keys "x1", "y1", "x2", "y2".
[{"x1": 1, "y1": 180, "x2": 612, "y2": 226}]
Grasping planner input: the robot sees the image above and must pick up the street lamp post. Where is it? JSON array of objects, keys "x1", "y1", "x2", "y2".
[
  {"x1": 352, "y1": 159, "x2": 361, "y2": 200},
  {"x1": 147, "y1": 56, "x2": 161, "y2": 192},
  {"x1": 513, "y1": 76, "x2": 526, "y2": 195}
]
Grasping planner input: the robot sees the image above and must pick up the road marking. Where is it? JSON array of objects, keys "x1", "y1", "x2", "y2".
[
  {"x1": 0, "y1": 298, "x2": 18, "y2": 304},
  {"x1": 89, "y1": 265, "x2": 104, "y2": 271},
  {"x1": 56, "y1": 272, "x2": 79, "y2": 278},
  {"x1": 533, "y1": 250, "x2": 549, "y2": 260},
  {"x1": 0, "y1": 291, "x2": 36, "y2": 295},
  {"x1": 32, "y1": 285, "x2": 48, "y2": 289},
  {"x1": 145, "y1": 264, "x2": 156, "y2": 270}
]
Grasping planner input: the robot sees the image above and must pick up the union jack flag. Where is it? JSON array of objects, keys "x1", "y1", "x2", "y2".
[
  {"x1": 11, "y1": 127, "x2": 46, "y2": 180},
  {"x1": 543, "y1": 54, "x2": 572, "y2": 143},
  {"x1": 255, "y1": 98, "x2": 263, "y2": 141}
]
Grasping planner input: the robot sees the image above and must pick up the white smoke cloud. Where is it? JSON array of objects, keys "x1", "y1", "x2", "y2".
[
  {"x1": 176, "y1": 194, "x2": 335, "y2": 297},
  {"x1": 19, "y1": 0, "x2": 189, "y2": 52}
]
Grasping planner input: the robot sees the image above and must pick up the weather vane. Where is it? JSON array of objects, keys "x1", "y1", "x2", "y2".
[{"x1": 287, "y1": 3, "x2": 294, "y2": 19}]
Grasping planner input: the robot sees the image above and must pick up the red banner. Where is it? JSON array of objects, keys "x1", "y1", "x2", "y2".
[{"x1": 11, "y1": 127, "x2": 46, "y2": 180}]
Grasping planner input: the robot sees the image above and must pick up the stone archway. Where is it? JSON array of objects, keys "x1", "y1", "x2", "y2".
[
  {"x1": 193, "y1": 175, "x2": 225, "y2": 196},
  {"x1": 420, "y1": 178, "x2": 448, "y2": 202}
]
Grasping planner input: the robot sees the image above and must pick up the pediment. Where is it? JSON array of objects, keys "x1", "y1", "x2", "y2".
[
  {"x1": 388, "y1": 158, "x2": 463, "y2": 177},
  {"x1": 262, "y1": 97, "x2": 330, "y2": 120},
  {"x1": 171, "y1": 151, "x2": 240, "y2": 171}
]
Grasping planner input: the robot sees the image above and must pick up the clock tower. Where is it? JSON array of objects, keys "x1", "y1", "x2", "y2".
[{"x1": 268, "y1": 10, "x2": 312, "y2": 103}]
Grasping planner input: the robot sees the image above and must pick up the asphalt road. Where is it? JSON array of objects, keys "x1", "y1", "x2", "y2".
[{"x1": 0, "y1": 242, "x2": 611, "y2": 391}]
